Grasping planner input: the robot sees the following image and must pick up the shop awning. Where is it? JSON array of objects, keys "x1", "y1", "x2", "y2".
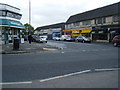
[
  {"x1": 81, "y1": 29, "x2": 92, "y2": 33},
  {"x1": 0, "y1": 19, "x2": 25, "y2": 29}
]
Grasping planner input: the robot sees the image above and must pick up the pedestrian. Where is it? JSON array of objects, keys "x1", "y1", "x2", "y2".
[{"x1": 28, "y1": 35, "x2": 32, "y2": 44}]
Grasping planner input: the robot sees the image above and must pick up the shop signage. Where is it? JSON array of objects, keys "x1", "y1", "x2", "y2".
[
  {"x1": 110, "y1": 31, "x2": 116, "y2": 33},
  {"x1": 72, "y1": 30, "x2": 80, "y2": 33},
  {"x1": 98, "y1": 31, "x2": 103, "y2": 34},
  {"x1": 91, "y1": 31, "x2": 95, "y2": 34},
  {"x1": 10, "y1": 21, "x2": 21, "y2": 26}
]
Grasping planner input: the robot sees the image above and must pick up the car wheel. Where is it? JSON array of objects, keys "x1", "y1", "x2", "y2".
[
  {"x1": 113, "y1": 42, "x2": 117, "y2": 47},
  {"x1": 82, "y1": 40, "x2": 85, "y2": 43}
]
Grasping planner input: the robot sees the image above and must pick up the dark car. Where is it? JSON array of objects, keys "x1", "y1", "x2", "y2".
[
  {"x1": 112, "y1": 35, "x2": 120, "y2": 47},
  {"x1": 32, "y1": 35, "x2": 38, "y2": 42},
  {"x1": 75, "y1": 36, "x2": 91, "y2": 43}
]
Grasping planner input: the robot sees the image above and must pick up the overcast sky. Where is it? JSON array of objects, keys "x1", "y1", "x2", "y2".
[{"x1": 0, "y1": 0, "x2": 119, "y2": 29}]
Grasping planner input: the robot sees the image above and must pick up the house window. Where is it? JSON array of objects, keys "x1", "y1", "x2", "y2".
[
  {"x1": 7, "y1": 12, "x2": 21, "y2": 19},
  {"x1": 82, "y1": 21, "x2": 91, "y2": 25},
  {"x1": 0, "y1": 11, "x2": 2, "y2": 16},
  {"x1": 105, "y1": 16, "x2": 113, "y2": 23},
  {"x1": 90, "y1": 19, "x2": 95, "y2": 25},
  {"x1": 96, "y1": 18, "x2": 102, "y2": 24},
  {"x1": 113, "y1": 15, "x2": 119, "y2": 22},
  {"x1": 74, "y1": 22, "x2": 80, "y2": 27},
  {"x1": 0, "y1": 11, "x2": 6, "y2": 16}
]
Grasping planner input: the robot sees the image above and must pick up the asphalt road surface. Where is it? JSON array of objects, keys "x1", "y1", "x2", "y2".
[{"x1": 2, "y1": 40, "x2": 119, "y2": 88}]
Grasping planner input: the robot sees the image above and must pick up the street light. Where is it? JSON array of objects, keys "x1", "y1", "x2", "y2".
[
  {"x1": 108, "y1": 28, "x2": 110, "y2": 42},
  {"x1": 29, "y1": 0, "x2": 31, "y2": 25}
]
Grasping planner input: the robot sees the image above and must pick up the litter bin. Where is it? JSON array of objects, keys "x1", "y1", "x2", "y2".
[{"x1": 13, "y1": 37, "x2": 19, "y2": 50}]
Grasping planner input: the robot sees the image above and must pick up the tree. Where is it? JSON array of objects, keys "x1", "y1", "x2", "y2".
[{"x1": 24, "y1": 23, "x2": 35, "y2": 35}]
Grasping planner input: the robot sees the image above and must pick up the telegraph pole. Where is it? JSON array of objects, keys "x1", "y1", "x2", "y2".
[{"x1": 29, "y1": 0, "x2": 31, "y2": 25}]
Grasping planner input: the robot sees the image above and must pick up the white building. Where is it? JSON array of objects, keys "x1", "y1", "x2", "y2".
[{"x1": 0, "y1": 3, "x2": 24, "y2": 44}]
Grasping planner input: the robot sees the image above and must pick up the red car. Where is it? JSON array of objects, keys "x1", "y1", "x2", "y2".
[{"x1": 112, "y1": 35, "x2": 120, "y2": 47}]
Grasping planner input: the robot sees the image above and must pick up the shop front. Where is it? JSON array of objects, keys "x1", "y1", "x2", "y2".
[
  {"x1": 63, "y1": 29, "x2": 92, "y2": 38},
  {"x1": 63, "y1": 30, "x2": 72, "y2": 35},
  {"x1": 0, "y1": 19, "x2": 25, "y2": 44},
  {"x1": 91, "y1": 25, "x2": 120, "y2": 42},
  {"x1": 80, "y1": 28, "x2": 92, "y2": 37},
  {"x1": 72, "y1": 30, "x2": 81, "y2": 37}
]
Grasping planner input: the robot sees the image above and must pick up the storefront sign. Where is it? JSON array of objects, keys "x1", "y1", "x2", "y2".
[
  {"x1": 10, "y1": 21, "x2": 21, "y2": 26},
  {"x1": 91, "y1": 31, "x2": 95, "y2": 34},
  {"x1": 110, "y1": 31, "x2": 116, "y2": 33},
  {"x1": 72, "y1": 30, "x2": 81, "y2": 33},
  {"x1": 81, "y1": 29, "x2": 92, "y2": 33},
  {"x1": 98, "y1": 31, "x2": 103, "y2": 34}
]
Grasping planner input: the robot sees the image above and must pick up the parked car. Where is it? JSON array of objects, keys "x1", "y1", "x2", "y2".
[
  {"x1": 66, "y1": 36, "x2": 76, "y2": 41},
  {"x1": 75, "y1": 36, "x2": 91, "y2": 43},
  {"x1": 32, "y1": 35, "x2": 38, "y2": 42},
  {"x1": 112, "y1": 35, "x2": 120, "y2": 47},
  {"x1": 36, "y1": 36, "x2": 47, "y2": 43},
  {"x1": 61, "y1": 35, "x2": 71, "y2": 41},
  {"x1": 53, "y1": 37, "x2": 61, "y2": 41}
]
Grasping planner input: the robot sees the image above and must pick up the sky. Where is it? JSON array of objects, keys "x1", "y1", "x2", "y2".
[{"x1": 0, "y1": 0, "x2": 119, "y2": 29}]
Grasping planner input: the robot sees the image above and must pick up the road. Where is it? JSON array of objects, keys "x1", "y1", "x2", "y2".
[{"x1": 2, "y1": 40, "x2": 119, "y2": 88}]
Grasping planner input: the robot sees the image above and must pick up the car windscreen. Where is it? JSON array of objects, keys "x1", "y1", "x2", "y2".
[{"x1": 114, "y1": 36, "x2": 120, "y2": 39}]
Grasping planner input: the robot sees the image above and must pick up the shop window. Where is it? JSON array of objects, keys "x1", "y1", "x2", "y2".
[{"x1": 93, "y1": 34, "x2": 107, "y2": 40}]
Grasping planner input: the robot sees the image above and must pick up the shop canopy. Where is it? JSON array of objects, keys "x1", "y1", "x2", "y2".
[{"x1": 0, "y1": 19, "x2": 25, "y2": 29}]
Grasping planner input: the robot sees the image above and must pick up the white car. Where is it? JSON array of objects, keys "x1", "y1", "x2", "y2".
[
  {"x1": 37, "y1": 36, "x2": 47, "y2": 43},
  {"x1": 61, "y1": 35, "x2": 71, "y2": 41},
  {"x1": 53, "y1": 37, "x2": 61, "y2": 41}
]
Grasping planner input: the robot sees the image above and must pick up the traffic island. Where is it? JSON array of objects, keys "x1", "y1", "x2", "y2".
[{"x1": 1, "y1": 42, "x2": 63, "y2": 54}]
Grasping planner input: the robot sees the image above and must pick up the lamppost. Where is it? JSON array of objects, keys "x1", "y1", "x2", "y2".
[
  {"x1": 26, "y1": 26, "x2": 29, "y2": 41},
  {"x1": 108, "y1": 28, "x2": 110, "y2": 42},
  {"x1": 29, "y1": 0, "x2": 31, "y2": 25}
]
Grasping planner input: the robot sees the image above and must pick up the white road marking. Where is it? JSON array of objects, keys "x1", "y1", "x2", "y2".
[
  {"x1": 95, "y1": 68, "x2": 120, "y2": 72},
  {"x1": 1, "y1": 68, "x2": 119, "y2": 85},
  {"x1": 82, "y1": 50, "x2": 86, "y2": 52},
  {"x1": 39, "y1": 70, "x2": 91, "y2": 82},
  {"x1": 0, "y1": 81, "x2": 32, "y2": 85}
]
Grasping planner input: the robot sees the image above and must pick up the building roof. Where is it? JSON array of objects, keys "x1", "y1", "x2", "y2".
[
  {"x1": 66, "y1": 2, "x2": 120, "y2": 24},
  {"x1": 0, "y1": 3, "x2": 20, "y2": 10},
  {"x1": 36, "y1": 22, "x2": 65, "y2": 31},
  {"x1": 0, "y1": 3, "x2": 20, "y2": 14}
]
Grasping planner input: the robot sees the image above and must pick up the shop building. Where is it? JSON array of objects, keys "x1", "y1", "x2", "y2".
[
  {"x1": 35, "y1": 23, "x2": 65, "y2": 39},
  {"x1": 65, "y1": 2, "x2": 120, "y2": 42},
  {"x1": 0, "y1": 3, "x2": 24, "y2": 44}
]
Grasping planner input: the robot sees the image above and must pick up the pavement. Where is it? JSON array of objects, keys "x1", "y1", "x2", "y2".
[
  {"x1": 2, "y1": 70, "x2": 119, "y2": 88},
  {"x1": 0, "y1": 41, "x2": 61, "y2": 54}
]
